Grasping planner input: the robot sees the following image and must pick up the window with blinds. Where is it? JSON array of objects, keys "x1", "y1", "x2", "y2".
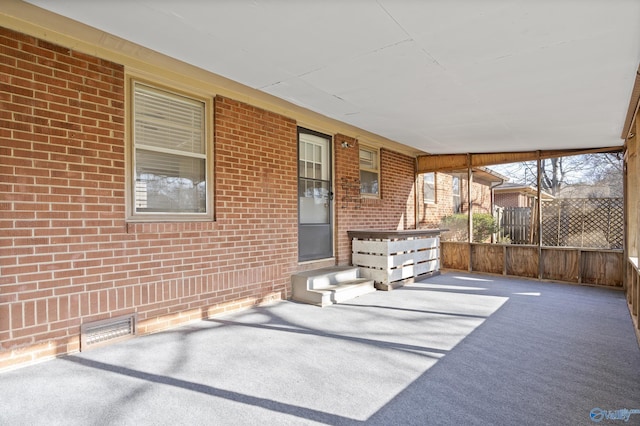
[
  {"x1": 359, "y1": 146, "x2": 379, "y2": 197},
  {"x1": 131, "y1": 82, "x2": 210, "y2": 219}
]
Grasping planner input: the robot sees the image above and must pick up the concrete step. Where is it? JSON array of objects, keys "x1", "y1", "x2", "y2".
[{"x1": 291, "y1": 266, "x2": 376, "y2": 307}]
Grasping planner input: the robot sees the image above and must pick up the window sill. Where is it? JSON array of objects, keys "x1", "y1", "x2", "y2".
[{"x1": 126, "y1": 221, "x2": 217, "y2": 234}]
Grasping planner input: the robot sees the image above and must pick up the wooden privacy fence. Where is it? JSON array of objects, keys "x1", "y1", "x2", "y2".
[
  {"x1": 496, "y1": 206, "x2": 532, "y2": 244},
  {"x1": 441, "y1": 242, "x2": 623, "y2": 287},
  {"x1": 444, "y1": 197, "x2": 625, "y2": 287},
  {"x1": 497, "y1": 198, "x2": 623, "y2": 249}
]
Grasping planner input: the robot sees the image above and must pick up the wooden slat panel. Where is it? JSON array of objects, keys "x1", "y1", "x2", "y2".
[
  {"x1": 441, "y1": 242, "x2": 469, "y2": 270},
  {"x1": 541, "y1": 248, "x2": 579, "y2": 283},
  {"x1": 348, "y1": 229, "x2": 442, "y2": 239},
  {"x1": 471, "y1": 152, "x2": 539, "y2": 168},
  {"x1": 353, "y1": 237, "x2": 438, "y2": 255},
  {"x1": 391, "y1": 248, "x2": 437, "y2": 266},
  {"x1": 440, "y1": 242, "x2": 623, "y2": 288},
  {"x1": 471, "y1": 244, "x2": 504, "y2": 274},
  {"x1": 636, "y1": 270, "x2": 639, "y2": 320},
  {"x1": 388, "y1": 266, "x2": 411, "y2": 283},
  {"x1": 352, "y1": 239, "x2": 388, "y2": 255},
  {"x1": 388, "y1": 238, "x2": 439, "y2": 253},
  {"x1": 352, "y1": 253, "x2": 384, "y2": 269},
  {"x1": 626, "y1": 261, "x2": 634, "y2": 303},
  {"x1": 417, "y1": 154, "x2": 469, "y2": 173},
  {"x1": 621, "y1": 65, "x2": 640, "y2": 138},
  {"x1": 417, "y1": 147, "x2": 623, "y2": 174},
  {"x1": 581, "y1": 251, "x2": 623, "y2": 286},
  {"x1": 352, "y1": 248, "x2": 438, "y2": 269},
  {"x1": 388, "y1": 260, "x2": 439, "y2": 282},
  {"x1": 505, "y1": 246, "x2": 539, "y2": 278},
  {"x1": 415, "y1": 259, "x2": 440, "y2": 276},
  {"x1": 358, "y1": 259, "x2": 439, "y2": 284},
  {"x1": 627, "y1": 135, "x2": 639, "y2": 259}
]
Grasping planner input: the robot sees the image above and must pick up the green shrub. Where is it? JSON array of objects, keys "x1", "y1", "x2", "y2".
[{"x1": 440, "y1": 213, "x2": 498, "y2": 243}]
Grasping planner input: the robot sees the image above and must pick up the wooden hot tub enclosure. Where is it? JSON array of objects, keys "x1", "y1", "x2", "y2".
[{"x1": 348, "y1": 229, "x2": 442, "y2": 290}]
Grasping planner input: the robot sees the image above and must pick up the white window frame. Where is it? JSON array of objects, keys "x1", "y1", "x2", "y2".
[
  {"x1": 359, "y1": 145, "x2": 380, "y2": 197},
  {"x1": 452, "y1": 175, "x2": 462, "y2": 213},
  {"x1": 127, "y1": 78, "x2": 213, "y2": 222},
  {"x1": 424, "y1": 172, "x2": 436, "y2": 204}
]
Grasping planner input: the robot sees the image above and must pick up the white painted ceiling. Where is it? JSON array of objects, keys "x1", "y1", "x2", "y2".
[{"x1": 25, "y1": 0, "x2": 640, "y2": 154}]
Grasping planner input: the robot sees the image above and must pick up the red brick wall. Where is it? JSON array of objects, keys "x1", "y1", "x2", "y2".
[
  {"x1": 469, "y1": 177, "x2": 493, "y2": 214},
  {"x1": 0, "y1": 26, "x2": 418, "y2": 370},
  {"x1": 418, "y1": 172, "x2": 457, "y2": 227},
  {"x1": 0, "y1": 27, "x2": 298, "y2": 370},
  {"x1": 418, "y1": 173, "x2": 494, "y2": 227},
  {"x1": 1, "y1": 27, "x2": 128, "y2": 368},
  {"x1": 335, "y1": 135, "x2": 416, "y2": 265},
  {"x1": 495, "y1": 192, "x2": 529, "y2": 208}
]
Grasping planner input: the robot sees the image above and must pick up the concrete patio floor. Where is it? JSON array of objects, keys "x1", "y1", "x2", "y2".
[{"x1": 1, "y1": 272, "x2": 640, "y2": 425}]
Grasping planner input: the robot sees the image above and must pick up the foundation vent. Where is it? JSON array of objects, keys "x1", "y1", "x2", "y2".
[{"x1": 81, "y1": 314, "x2": 136, "y2": 351}]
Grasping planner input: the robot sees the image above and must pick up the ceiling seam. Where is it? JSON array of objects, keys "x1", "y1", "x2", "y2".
[{"x1": 375, "y1": 0, "x2": 411, "y2": 39}]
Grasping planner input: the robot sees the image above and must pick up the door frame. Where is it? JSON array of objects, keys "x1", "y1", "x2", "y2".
[{"x1": 297, "y1": 127, "x2": 334, "y2": 262}]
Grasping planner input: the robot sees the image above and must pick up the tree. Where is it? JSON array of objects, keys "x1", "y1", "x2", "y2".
[{"x1": 492, "y1": 153, "x2": 622, "y2": 198}]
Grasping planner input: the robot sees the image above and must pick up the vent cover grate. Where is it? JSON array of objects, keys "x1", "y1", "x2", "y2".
[{"x1": 81, "y1": 315, "x2": 136, "y2": 351}]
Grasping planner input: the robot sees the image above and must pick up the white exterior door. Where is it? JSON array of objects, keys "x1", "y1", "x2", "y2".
[{"x1": 298, "y1": 129, "x2": 332, "y2": 261}]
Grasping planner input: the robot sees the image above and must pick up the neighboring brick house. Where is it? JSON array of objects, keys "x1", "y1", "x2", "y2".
[
  {"x1": 493, "y1": 183, "x2": 554, "y2": 244},
  {"x1": 0, "y1": 25, "x2": 424, "y2": 370},
  {"x1": 417, "y1": 168, "x2": 505, "y2": 228},
  {"x1": 494, "y1": 183, "x2": 554, "y2": 208}
]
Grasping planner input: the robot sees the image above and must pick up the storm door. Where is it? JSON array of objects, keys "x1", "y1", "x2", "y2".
[{"x1": 298, "y1": 129, "x2": 333, "y2": 261}]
